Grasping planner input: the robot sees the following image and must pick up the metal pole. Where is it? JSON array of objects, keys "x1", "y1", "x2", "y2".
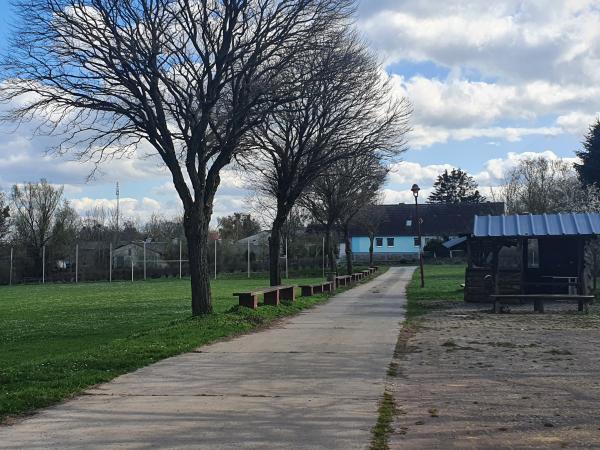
[
  {"x1": 214, "y1": 239, "x2": 217, "y2": 280},
  {"x1": 75, "y1": 244, "x2": 79, "y2": 283},
  {"x1": 322, "y1": 237, "x2": 325, "y2": 279},
  {"x1": 9, "y1": 247, "x2": 13, "y2": 286},
  {"x1": 109, "y1": 243, "x2": 112, "y2": 283},
  {"x1": 285, "y1": 238, "x2": 289, "y2": 280},
  {"x1": 131, "y1": 248, "x2": 134, "y2": 283},
  {"x1": 179, "y1": 239, "x2": 182, "y2": 279},
  {"x1": 247, "y1": 239, "x2": 250, "y2": 278},
  {"x1": 143, "y1": 241, "x2": 147, "y2": 281},
  {"x1": 42, "y1": 245, "x2": 45, "y2": 284},
  {"x1": 415, "y1": 196, "x2": 425, "y2": 288}
]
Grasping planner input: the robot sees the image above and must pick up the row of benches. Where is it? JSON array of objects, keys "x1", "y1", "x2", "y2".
[{"x1": 233, "y1": 266, "x2": 379, "y2": 309}]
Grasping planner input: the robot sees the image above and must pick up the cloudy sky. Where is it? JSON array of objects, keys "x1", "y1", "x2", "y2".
[{"x1": 0, "y1": 1, "x2": 598, "y2": 223}]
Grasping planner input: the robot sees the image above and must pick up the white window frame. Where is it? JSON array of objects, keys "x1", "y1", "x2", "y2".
[
  {"x1": 387, "y1": 237, "x2": 395, "y2": 247},
  {"x1": 375, "y1": 237, "x2": 383, "y2": 247}
]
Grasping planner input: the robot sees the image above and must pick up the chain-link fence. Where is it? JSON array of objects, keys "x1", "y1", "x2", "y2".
[{"x1": 0, "y1": 237, "x2": 328, "y2": 285}]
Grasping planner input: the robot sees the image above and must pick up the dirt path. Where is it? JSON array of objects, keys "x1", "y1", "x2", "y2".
[
  {"x1": 388, "y1": 303, "x2": 600, "y2": 449},
  {"x1": 0, "y1": 267, "x2": 414, "y2": 450}
]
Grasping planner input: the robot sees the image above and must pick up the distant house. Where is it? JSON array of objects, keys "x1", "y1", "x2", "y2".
[
  {"x1": 113, "y1": 242, "x2": 167, "y2": 268},
  {"x1": 343, "y1": 202, "x2": 505, "y2": 261},
  {"x1": 236, "y1": 230, "x2": 271, "y2": 246}
]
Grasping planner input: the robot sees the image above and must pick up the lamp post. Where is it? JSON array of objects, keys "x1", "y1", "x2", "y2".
[{"x1": 411, "y1": 184, "x2": 425, "y2": 288}]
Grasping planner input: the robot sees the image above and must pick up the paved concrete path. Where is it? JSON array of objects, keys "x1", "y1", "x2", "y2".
[{"x1": 0, "y1": 267, "x2": 414, "y2": 450}]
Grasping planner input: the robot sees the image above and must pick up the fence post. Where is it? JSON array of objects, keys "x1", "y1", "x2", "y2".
[
  {"x1": 179, "y1": 239, "x2": 182, "y2": 279},
  {"x1": 75, "y1": 244, "x2": 79, "y2": 283},
  {"x1": 143, "y1": 241, "x2": 147, "y2": 281},
  {"x1": 42, "y1": 245, "x2": 45, "y2": 284},
  {"x1": 322, "y1": 237, "x2": 325, "y2": 279},
  {"x1": 214, "y1": 239, "x2": 217, "y2": 280},
  {"x1": 131, "y1": 249, "x2": 134, "y2": 282},
  {"x1": 247, "y1": 240, "x2": 250, "y2": 278},
  {"x1": 285, "y1": 238, "x2": 289, "y2": 280},
  {"x1": 9, "y1": 247, "x2": 13, "y2": 286},
  {"x1": 109, "y1": 243, "x2": 112, "y2": 283}
]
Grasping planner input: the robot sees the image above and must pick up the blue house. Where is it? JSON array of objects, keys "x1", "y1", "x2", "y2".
[{"x1": 342, "y1": 202, "x2": 505, "y2": 262}]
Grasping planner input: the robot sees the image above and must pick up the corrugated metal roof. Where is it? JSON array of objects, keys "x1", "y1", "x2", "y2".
[
  {"x1": 473, "y1": 213, "x2": 600, "y2": 237},
  {"x1": 443, "y1": 236, "x2": 467, "y2": 248}
]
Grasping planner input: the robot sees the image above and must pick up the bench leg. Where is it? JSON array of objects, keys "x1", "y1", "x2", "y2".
[
  {"x1": 264, "y1": 290, "x2": 280, "y2": 306},
  {"x1": 538, "y1": 301, "x2": 544, "y2": 313},
  {"x1": 493, "y1": 300, "x2": 501, "y2": 314},
  {"x1": 280, "y1": 287, "x2": 295, "y2": 302},
  {"x1": 239, "y1": 294, "x2": 258, "y2": 309}
]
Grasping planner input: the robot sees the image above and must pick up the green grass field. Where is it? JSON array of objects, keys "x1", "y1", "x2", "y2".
[
  {"x1": 406, "y1": 264, "x2": 466, "y2": 320},
  {"x1": 0, "y1": 275, "x2": 334, "y2": 421}
]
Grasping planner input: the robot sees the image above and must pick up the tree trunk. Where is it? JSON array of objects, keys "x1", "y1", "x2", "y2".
[
  {"x1": 269, "y1": 215, "x2": 286, "y2": 286},
  {"x1": 184, "y1": 207, "x2": 212, "y2": 316},
  {"x1": 344, "y1": 223, "x2": 353, "y2": 275},
  {"x1": 324, "y1": 223, "x2": 336, "y2": 272},
  {"x1": 269, "y1": 222, "x2": 281, "y2": 286},
  {"x1": 369, "y1": 234, "x2": 374, "y2": 266}
]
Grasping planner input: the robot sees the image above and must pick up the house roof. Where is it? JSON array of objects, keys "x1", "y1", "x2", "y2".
[
  {"x1": 236, "y1": 230, "x2": 271, "y2": 245},
  {"x1": 473, "y1": 213, "x2": 600, "y2": 238},
  {"x1": 349, "y1": 202, "x2": 505, "y2": 237},
  {"x1": 114, "y1": 242, "x2": 165, "y2": 255}
]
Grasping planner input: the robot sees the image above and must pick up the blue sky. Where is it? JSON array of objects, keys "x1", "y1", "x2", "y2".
[{"x1": 0, "y1": 1, "x2": 596, "y2": 224}]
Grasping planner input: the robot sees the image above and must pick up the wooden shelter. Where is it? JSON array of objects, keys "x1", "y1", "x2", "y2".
[{"x1": 465, "y1": 213, "x2": 600, "y2": 303}]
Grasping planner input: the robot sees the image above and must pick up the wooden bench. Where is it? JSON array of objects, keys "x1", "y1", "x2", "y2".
[
  {"x1": 234, "y1": 285, "x2": 295, "y2": 309},
  {"x1": 490, "y1": 294, "x2": 594, "y2": 314},
  {"x1": 370, "y1": 266, "x2": 379, "y2": 273},
  {"x1": 299, "y1": 281, "x2": 334, "y2": 297},
  {"x1": 352, "y1": 272, "x2": 365, "y2": 282},
  {"x1": 362, "y1": 269, "x2": 371, "y2": 277},
  {"x1": 335, "y1": 275, "x2": 352, "y2": 288}
]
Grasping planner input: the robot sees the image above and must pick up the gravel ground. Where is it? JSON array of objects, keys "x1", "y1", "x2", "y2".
[{"x1": 388, "y1": 302, "x2": 600, "y2": 450}]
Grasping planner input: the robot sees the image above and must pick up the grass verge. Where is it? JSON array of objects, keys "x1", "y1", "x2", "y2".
[
  {"x1": 370, "y1": 392, "x2": 397, "y2": 450},
  {"x1": 405, "y1": 264, "x2": 466, "y2": 321},
  {"x1": 0, "y1": 273, "x2": 382, "y2": 423}
]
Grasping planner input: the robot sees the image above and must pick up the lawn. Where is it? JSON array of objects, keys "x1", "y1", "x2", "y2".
[
  {"x1": 405, "y1": 264, "x2": 466, "y2": 320},
  {"x1": 0, "y1": 275, "x2": 335, "y2": 421}
]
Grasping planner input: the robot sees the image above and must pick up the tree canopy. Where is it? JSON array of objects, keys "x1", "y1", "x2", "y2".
[
  {"x1": 217, "y1": 213, "x2": 261, "y2": 242},
  {"x1": 574, "y1": 119, "x2": 600, "y2": 187},
  {"x1": 427, "y1": 168, "x2": 485, "y2": 204}
]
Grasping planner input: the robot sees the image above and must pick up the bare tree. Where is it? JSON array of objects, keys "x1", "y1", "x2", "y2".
[
  {"x1": 242, "y1": 30, "x2": 410, "y2": 285},
  {"x1": 10, "y1": 179, "x2": 78, "y2": 273},
  {"x1": 353, "y1": 196, "x2": 387, "y2": 266},
  {"x1": 491, "y1": 157, "x2": 586, "y2": 214},
  {"x1": 1, "y1": 0, "x2": 352, "y2": 314},
  {"x1": 0, "y1": 192, "x2": 9, "y2": 241},
  {"x1": 302, "y1": 154, "x2": 387, "y2": 275}
]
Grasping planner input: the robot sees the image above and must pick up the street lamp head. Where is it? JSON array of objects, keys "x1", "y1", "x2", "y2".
[{"x1": 411, "y1": 184, "x2": 420, "y2": 198}]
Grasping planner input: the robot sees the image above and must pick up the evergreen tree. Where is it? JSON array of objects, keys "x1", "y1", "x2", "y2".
[
  {"x1": 217, "y1": 213, "x2": 261, "y2": 242},
  {"x1": 428, "y1": 168, "x2": 485, "y2": 204},
  {"x1": 574, "y1": 119, "x2": 600, "y2": 187}
]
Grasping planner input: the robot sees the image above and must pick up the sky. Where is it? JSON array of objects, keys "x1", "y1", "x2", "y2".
[{"x1": 0, "y1": 1, "x2": 598, "y2": 225}]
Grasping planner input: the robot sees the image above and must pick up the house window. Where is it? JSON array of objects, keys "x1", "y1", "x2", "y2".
[
  {"x1": 375, "y1": 237, "x2": 383, "y2": 247},
  {"x1": 527, "y1": 239, "x2": 539, "y2": 269},
  {"x1": 387, "y1": 238, "x2": 395, "y2": 247},
  {"x1": 406, "y1": 219, "x2": 412, "y2": 227},
  {"x1": 414, "y1": 237, "x2": 421, "y2": 247}
]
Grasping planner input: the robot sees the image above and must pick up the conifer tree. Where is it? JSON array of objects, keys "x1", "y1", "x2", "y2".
[
  {"x1": 428, "y1": 168, "x2": 485, "y2": 204},
  {"x1": 574, "y1": 119, "x2": 600, "y2": 187}
]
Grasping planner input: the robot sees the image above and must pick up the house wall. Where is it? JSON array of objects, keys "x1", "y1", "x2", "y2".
[{"x1": 349, "y1": 236, "x2": 437, "y2": 254}]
